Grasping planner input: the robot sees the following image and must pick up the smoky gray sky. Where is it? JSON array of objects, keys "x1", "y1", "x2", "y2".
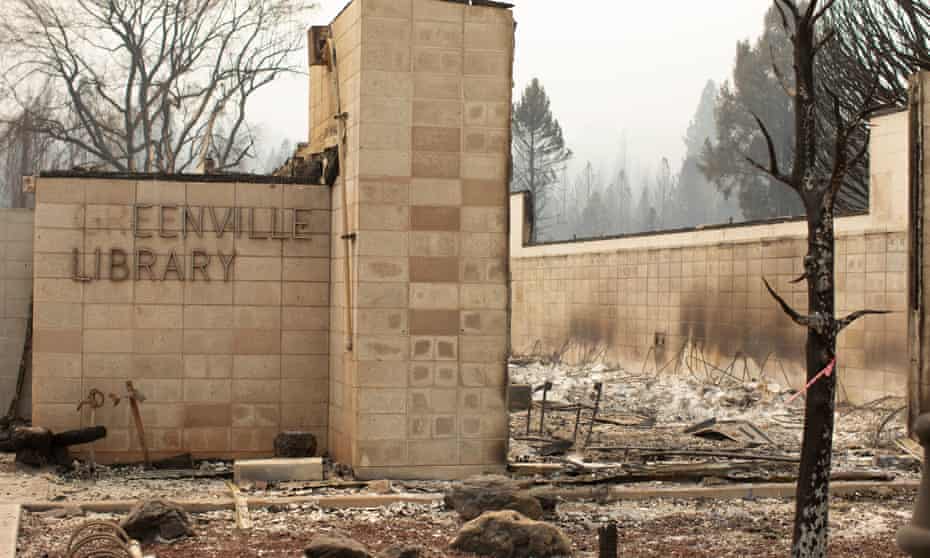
[{"x1": 249, "y1": 0, "x2": 774, "y2": 178}]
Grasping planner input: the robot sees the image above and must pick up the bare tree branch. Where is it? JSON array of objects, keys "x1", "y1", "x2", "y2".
[
  {"x1": 762, "y1": 277, "x2": 813, "y2": 328},
  {"x1": 836, "y1": 309, "x2": 891, "y2": 333}
]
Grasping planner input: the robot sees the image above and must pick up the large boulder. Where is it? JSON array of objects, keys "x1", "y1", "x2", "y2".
[
  {"x1": 304, "y1": 535, "x2": 373, "y2": 558},
  {"x1": 120, "y1": 500, "x2": 195, "y2": 543},
  {"x1": 274, "y1": 431, "x2": 318, "y2": 458},
  {"x1": 444, "y1": 475, "x2": 544, "y2": 520},
  {"x1": 451, "y1": 510, "x2": 572, "y2": 558}
]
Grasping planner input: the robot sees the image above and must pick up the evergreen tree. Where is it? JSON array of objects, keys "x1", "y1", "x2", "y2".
[
  {"x1": 635, "y1": 181, "x2": 656, "y2": 233},
  {"x1": 678, "y1": 80, "x2": 743, "y2": 227},
  {"x1": 700, "y1": 7, "x2": 805, "y2": 221},
  {"x1": 511, "y1": 78, "x2": 573, "y2": 242}
]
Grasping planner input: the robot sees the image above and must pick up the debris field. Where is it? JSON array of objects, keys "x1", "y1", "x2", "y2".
[{"x1": 5, "y1": 359, "x2": 921, "y2": 557}]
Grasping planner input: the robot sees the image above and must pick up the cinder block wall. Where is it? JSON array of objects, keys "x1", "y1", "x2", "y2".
[
  {"x1": 31, "y1": 177, "x2": 331, "y2": 462},
  {"x1": 511, "y1": 110, "x2": 910, "y2": 406},
  {"x1": 0, "y1": 209, "x2": 34, "y2": 418},
  {"x1": 314, "y1": 0, "x2": 514, "y2": 479}
]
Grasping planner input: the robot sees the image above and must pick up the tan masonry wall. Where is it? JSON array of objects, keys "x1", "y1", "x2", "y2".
[
  {"x1": 31, "y1": 177, "x2": 331, "y2": 463},
  {"x1": 511, "y1": 111, "x2": 909, "y2": 405},
  {"x1": 0, "y1": 209, "x2": 34, "y2": 418},
  {"x1": 313, "y1": 0, "x2": 514, "y2": 479}
]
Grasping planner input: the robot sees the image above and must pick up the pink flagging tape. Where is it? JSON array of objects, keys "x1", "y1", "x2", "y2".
[{"x1": 786, "y1": 358, "x2": 837, "y2": 405}]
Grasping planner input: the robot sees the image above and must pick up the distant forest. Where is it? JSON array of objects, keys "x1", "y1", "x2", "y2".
[{"x1": 513, "y1": 6, "x2": 875, "y2": 244}]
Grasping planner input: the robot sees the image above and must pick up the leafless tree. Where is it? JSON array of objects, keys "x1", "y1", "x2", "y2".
[
  {"x1": 748, "y1": 1, "x2": 904, "y2": 556},
  {"x1": 0, "y1": 90, "x2": 81, "y2": 207},
  {"x1": 0, "y1": 0, "x2": 312, "y2": 173}
]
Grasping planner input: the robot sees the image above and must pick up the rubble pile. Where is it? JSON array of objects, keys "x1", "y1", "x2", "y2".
[{"x1": 509, "y1": 360, "x2": 913, "y2": 477}]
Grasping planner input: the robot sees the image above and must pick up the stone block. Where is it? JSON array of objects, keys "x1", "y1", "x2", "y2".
[
  {"x1": 133, "y1": 355, "x2": 183, "y2": 379},
  {"x1": 410, "y1": 256, "x2": 459, "y2": 283},
  {"x1": 358, "y1": 257, "x2": 409, "y2": 282},
  {"x1": 34, "y1": 302, "x2": 82, "y2": 329},
  {"x1": 409, "y1": 309, "x2": 460, "y2": 335},
  {"x1": 358, "y1": 413, "x2": 407, "y2": 440},
  {"x1": 361, "y1": 97, "x2": 412, "y2": 126},
  {"x1": 86, "y1": 205, "x2": 133, "y2": 229},
  {"x1": 413, "y1": 48, "x2": 462, "y2": 75},
  {"x1": 410, "y1": 179, "x2": 462, "y2": 206},
  {"x1": 413, "y1": 21, "x2": 463, "y2": 48},
  {"x1": 185, "y1": 403, "x2": 232, "y2": 428},
  {"x1": 186, "y1": 182, "x2": 236, "y2": 206},
  {"x1": 234, "y1": 282, "x2": 282, "y2": 306},
  {"x1": 358, "y1": 204, "x2": 410, "y2": 231},
  {"x1": 281, "y1": 330, "x2": 329, "y2": 355},
  {"x1": 283, "y1": 282, "x2": 329, "y2": 306},
  {"x1": 357, "y1": 361, "x2": 407, "y2": 387},
  {"x1": 233, "y1": 329, "x2": 282, "y2": 355},
  {"x1": 410, "y1": 283, "x2": 459, "y2": 309},
  {"x1": 133, "y1": 330, "x2": 183, "y2": 354},
  {"x1": 414, "y1": 0, "x2": 463, "y2": 22},
  {"x1": 356, "y1": 335, "x2": 409, "y2": 361},
  {"x1": 236, "y1": 183, "x2": 283, "y2": 207},
  {"x1": 282, "y1": 355, "x2": 328, "y2": 380},
  {"x1": 134, "y1": 305, "x2": 183, "y2": 329},
  {"x1": 464, "y1": 52, "x2": 510, "y2": 77},
  {"x1": 183, "y1": 282, "x2": 233, "y2": 305},
  {"x1": 233, "y1": 257, "x2": 283, "y2": 281},
  {"x1": 358, "y1": 231, "x2": 409, "y2": 257},
  {"x1": 360, "y1": 123, "x2": 413, "y2": 152},
  {"x1": 362, "y1": 0, "x2": 411, "y2": 19},
  {"x1": 282, "y1": 307, "x2": 330, "y2": 330},
  {"x1": 413, "y1": 99, "x2": 463, "y2": 128},
  {"x1": 413, "y1": 126, "x2": 461, "y2": 153},
  {"x1": 410, "y1": 206, "x2": 461, "y2": 231},
  {"x1": 35, "y1": 203, "x2": 84, "y2": 229},
  {"x1": 36, "y1": 179, "x2": 84, "y2": 204},
  {"x1": 362, "y1": 40, "x2": 411, "y2": 73},
  {"x1": 410, "y1": 231, "x2": 459, "y2": 257},
  {"x1": 414, "y1": 75, "x2": 462, "y2": 100},
  {"x1": 357, "y1": 282, "x2": 409, "y2": 309},
  {"x1": 408, "y1": 440, "x2": 458, "y2": 466}
]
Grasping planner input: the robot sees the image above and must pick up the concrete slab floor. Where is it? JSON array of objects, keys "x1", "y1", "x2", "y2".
[{"x1": 0, "y1": 504, "x2": 21, "y2": 558}]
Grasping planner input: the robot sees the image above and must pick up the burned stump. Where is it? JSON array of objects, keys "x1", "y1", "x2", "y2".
[
  {"x1": 11, "y1": 426, "x2": 106, "y2": 468},
  {"x1": 120, "y1": 500, "x2": 195, "y2": 543},
  {"x1": 444, "y1": 475, "x2": 545, "y2": 521},
  {"x1": 274, "y1": 431, "x2": 318, "y2": 458}
]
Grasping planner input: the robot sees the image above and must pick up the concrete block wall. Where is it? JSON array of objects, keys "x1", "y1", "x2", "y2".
[
  {"x1": 511, "y1": 110, "x2": 910, "y2": 405},
  {"x1": 0, "y1": 209, "x2": 34, "y2": 418},
  {"x1": 31, "y1": 178, "x2": 331, "y2": 462},
  {"x1": 314, "y1": 0, "x2": 514, "y2": 479}
]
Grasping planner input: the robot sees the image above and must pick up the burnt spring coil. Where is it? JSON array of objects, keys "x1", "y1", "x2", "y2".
[{"x1": 65, "y1": 521, "x2": 135, "y2": 558}]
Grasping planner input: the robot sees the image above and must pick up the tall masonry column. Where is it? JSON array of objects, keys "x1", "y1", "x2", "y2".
[{"x1": 310, "y1": 0, "x2": 514, "y2": 479}]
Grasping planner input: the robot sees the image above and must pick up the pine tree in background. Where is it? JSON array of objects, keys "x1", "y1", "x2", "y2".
[
  {"x1": 511, "y1": 78, "x2": 573, "y2": 242},
  {"x1": 701, "y1": 6, "x2": 806, "y2": 221},
  {"x1": 678, "y1": 80, "x2": 742, "y2": 227}
]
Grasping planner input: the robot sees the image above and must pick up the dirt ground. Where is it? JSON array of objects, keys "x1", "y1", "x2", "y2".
[{"x1": 17, "y1": 490, "x2": 914, "y2": 557}]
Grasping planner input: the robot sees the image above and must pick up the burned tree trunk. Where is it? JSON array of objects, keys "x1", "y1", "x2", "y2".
[
  {"x1": 742, "y1": 3, "x2": 895, "y2": 555},
  {"x1": 793, "y1": 206, "x2": 838, "y2": 556}
]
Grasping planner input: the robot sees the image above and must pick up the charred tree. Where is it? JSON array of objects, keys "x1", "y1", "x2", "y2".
[{"x1": 747, "y1": 2, "x2": 897, "y2": 556}]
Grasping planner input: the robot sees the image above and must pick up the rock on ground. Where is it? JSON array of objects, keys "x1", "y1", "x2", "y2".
[
  {"x1": 120, "y1": 500, "x2": 195, "y2": 543},
  {"x1": 381, "y1": 544, "x2": 425, "y2": 558},
  {"x1": 451, "y1": 510, "x2": 573, "y2": 558},
  {"x1": 274, "y1": 431, "x2": 318, "y2": 458},
  {"x1": 304, "y1": 535, "x2": 373, "y2": 558},
  {"x1": 444, "y1": 475, "x2": 544, "y2": 520}
]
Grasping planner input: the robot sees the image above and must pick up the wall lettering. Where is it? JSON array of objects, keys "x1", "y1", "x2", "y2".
[{"x1": 73, "y1": 204, "x2": 315, "y2": 282}]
